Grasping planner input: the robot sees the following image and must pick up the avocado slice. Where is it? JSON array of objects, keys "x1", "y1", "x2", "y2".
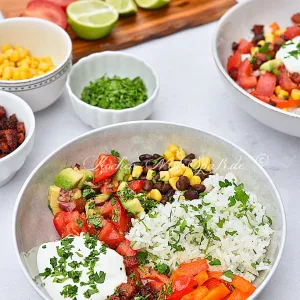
[
  {"x1": 48, "y1": 185, "x2": 62, "y2": 215},
  {"x1": 117, "y1": 182, "x2": 144, "y2": 217},
  {"x1": 260, "y1": 59, "x2": 283, "y2": 76},
  {"x1": 76, "y1": 169, "x2": 94, "y2": 189},
  {"x1": 85, "y1": 202, "x2": 101, "y2": 218},
  {"x1": 114, "y1": 158, "x2": 131, "y2": 182},
  {"x1": 54, "y1": 168, "x2": 83, "y2": 190},
  {"x1": 71, "y1": 189, "x2": 82, "y2": 200},
  {"x1": 94, "y1": 193, "x2": 110, "y2": 203}
]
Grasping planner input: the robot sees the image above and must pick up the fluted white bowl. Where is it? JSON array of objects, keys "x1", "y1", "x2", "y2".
[
  {"x1": 0, "y1": 91, "x2": 35, "y2": 186},
  {"x1": 0, "y1": 18, "x2": 72, "y2": 112},
  {"x1": 66, "y1": 51, "x2": 159, "y2": 128}
]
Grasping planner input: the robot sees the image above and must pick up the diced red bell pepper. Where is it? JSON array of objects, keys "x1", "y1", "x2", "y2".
[
  {"x1": 203, "y1": 278, "x2": 223, "y2": 290},
  {"x1": 138, "y1": 266, "x2": 169, "y2": 285},
  {"x1": 166, "y1": 275, "x2": 197, "y2": 300},
  {"x1": 256, "y1": 72, "x2": 277, "y2": 96},
  {"x1": 116, "y1": 239, "x2": 137, "y2": 256},
  {"x1": 279, "y1": 66, "x2": 297, "y2": 92}
]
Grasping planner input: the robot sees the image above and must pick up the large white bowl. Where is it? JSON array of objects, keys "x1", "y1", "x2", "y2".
[
  {"x1": 0, "y1": 91, "x2": 35, "y2": 186},
  {"x1": 0, "y1": 18, "x2": 72, "y2": 112},
  {"x1": 66, "y1": 51, "x2": 159, "y2": 128},
  {"x1": 212, "y1": 0, "x2": 300, "y2": 137},
  {"x1": 13, "y1": 121, "x2": 285, "y2": 299}
]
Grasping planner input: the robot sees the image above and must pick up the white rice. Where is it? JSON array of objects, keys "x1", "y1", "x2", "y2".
[{"x1": 126, "y1": 173, "x2": 273, "y2": 282}]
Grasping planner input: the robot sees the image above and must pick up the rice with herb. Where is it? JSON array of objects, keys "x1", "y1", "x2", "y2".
[{"x1": 126, "y1": 173, "x2": 273, "y2": 282}]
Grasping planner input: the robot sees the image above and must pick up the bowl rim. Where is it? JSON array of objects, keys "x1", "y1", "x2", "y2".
[
  {"x1": 66, "y1": 51, "x2": 160, "y2": 113},
  {"x1": 0, "y1": 17, "x2": 72, "y2": 85},
  {"x1": 12, "y1": 120, "x2": 286, "y2": 300},
  {"x1": 211, "y1": 0, "x2": 300, "y2": 120},
  {"x1": 0, "y1": 91, "x2": 35, "y2": 163}
]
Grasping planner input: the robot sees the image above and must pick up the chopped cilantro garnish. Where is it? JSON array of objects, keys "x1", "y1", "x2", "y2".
[
  {"x1": 111, "y1": 149, "x2": 120, "y2": 157},
  {"x1": 225, "y1": 230, "x2": 237, "y2": 236},
  {"x1": 209, "y1": 259, "x2": 221, "y2": 266},
  {"x1": 217, "y1": 218, "x2": 225, "y2": 228},
  {"x1": 219, "y1": 179, "x2": 232, "y2": 188},
  {"x1": 137, "y1": 251, "x2": 149, "y2": 265},
  {"x1": 87, "y1": 216, "x2": 102, "y2": 229},
  {"x1": 76, "y1": 219, "x2": 83, "y2": 228},
  {"x1": 155, "y1": 263, "x2": 170, "y2": 275},
  {"x1": 60, "y1": 284, "x2": 78, "y2": 298},
  {"x1": 223, "y1": 270, "x2": 235, "y2": 279},
  {"x1": 39, "y1": 267, "x2": 52, "y2": 278},
  {"x1": 82, "y1": 188, "x2": 96, "y2": 200},
  {"x1": 259, "y1": 43, "x2": 270, "y2": 53}
]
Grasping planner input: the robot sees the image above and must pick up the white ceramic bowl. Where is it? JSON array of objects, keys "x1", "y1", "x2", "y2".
[
  {"x1": 212, "y1": 0, "x2": 300, "y2": 137},
  {"x1": 13, "y1": 121, "x2": 285, "y2": 299},
  {"x1": 66, "y1": 51, "x2": 159, "y2": 128},
  {"x1": 0, "y1": 91, "x2": 35, "y2": 186},
  {"x1": 0, "y1": 18, "x2": 72, "y2": 112}
]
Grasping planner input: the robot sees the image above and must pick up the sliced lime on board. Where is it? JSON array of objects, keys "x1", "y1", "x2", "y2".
[
  {"x1": 67, "y1": 0, "x2": 119, "y2": 40},
  {"x1": 106, "y1": 0, "x2": 137, "y2": 15},
  {"x1": 135, "y1": 0, "x2": 170, "y2": 9}
]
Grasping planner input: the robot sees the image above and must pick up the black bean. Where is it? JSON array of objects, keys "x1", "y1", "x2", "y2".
[
  {"x1": 192, "y1": 184, "x2": 206, "y2": 193},
  {"x1": 232, "y1": 42, "x2": 239, "y2": 51},
  {"x1": 141, "y1": 159, "x2": 154, "y2": 166},
  {"x1": 161, "y1": 183, "x2": 172, "y2": 194},
  {"x1": 153, "y1": 160, "x2": 168, "y2": 171},
  {"x1": 142, "y1": 180, "x2": 153, "y2": 192},
  {"x1": 184, "y1": 190, "x2": 199, "y2": 200},
  {"x1": 252, "y1": 33, "x2": 264, "y2": 45},
  {"x1": 143, "y1": 165, "x2": 153, "y2": 174},
  {"x1": 140, "y1": 175, "x2": 146, "y2": 180},
  {"x1": 185, "y1": 153, "x2": 195, "y2": 160},
  {"x1": 154, "y1": 174, "x2": 160, "y2": 181},
  {"x1": 130, "y1": 161, "x2": 142, "y2": 171},
  {"x1": 176, "y1": 176, "x2": 190, "y2": 191},
  {"x1": 161, "y1": 195, "x2": 168, "y2": 205},
  {"x1": 166, "y1": 189, "x2": 175, "y2": 197},
  {"x1": 193, "y1": 169, "x2": 206, "y2": 181},
  {"x1": 153, "y1": 182, "x2": 164, "y2": 192},
  {"x1": 152, "y1": 154, "x2": 162, "y2": 160},
  {"x1": 182, "y1": 158, "x2": 192, "y2": 166},
  {"x1": 139, "y1": 154, "x2": 153, "y2": 161}
]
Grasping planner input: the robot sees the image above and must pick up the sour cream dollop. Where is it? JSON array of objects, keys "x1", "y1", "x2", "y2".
[
  {"x1": 37, "y1": 233, "x2": 127, "y2": 300},
  {"x1": 276, "y1": 36, "x2": 300, "y2": 73}
]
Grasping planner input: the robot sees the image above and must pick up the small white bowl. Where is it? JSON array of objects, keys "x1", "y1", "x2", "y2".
[
  {"x1": 66, "y1": 51, "x2": 159, "y2": 128},
  {"x1": 0, "y1": 18, "x2": 72, "y2": 112},
  {"x1": 212, "y1": 0, "x2": 300, "y2": 138},
  {"x1": 0, "y1": 91, "x2": 35, "y2": 187}
]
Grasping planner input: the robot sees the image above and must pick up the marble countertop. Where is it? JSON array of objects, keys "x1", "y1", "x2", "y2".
[{"x1": 0, "y1": 21, "x2": 299, "y2": 300}]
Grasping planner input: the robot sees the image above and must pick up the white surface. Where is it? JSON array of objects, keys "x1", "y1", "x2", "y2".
[
  {"x1": 0, "y1": 22, "x2": 299, "y2": 300},
  {"x1": 67, "y1": 51, "x2": 159, "y2": 127}
]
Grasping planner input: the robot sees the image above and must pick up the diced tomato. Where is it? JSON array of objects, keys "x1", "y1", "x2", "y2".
[
  {"x1": 74, "y1": 198, "x2": 86, "y2": 213},
  {"x1": 203, "y1": 278, "x2": 223, "y2": 290},
  {"x1": 22, "y1": 0, "x2": 67, "y2": 30},
  {"x1": 53, "y1": 211, "x2": 89, "y2": 238},
  {"x1": 94, "y1": 154, "x2": 119, "y2": 183},
  {"x1": 99, "y1": 220, "x2": 125, "y2": 248},
  {"x1": 111, "y1": 199, "x2": 131, "y2": 232},
  {"x1": 227, "y1": 52, "x2": 241, "y2": 71},
  {"x1": 116, "y1": 239, "x2": 137, "y2": 256},
  {"x1": 237, "y1": 59, "x2": 257, "y2": 89},
  {"x1": 129, "y1": 180, "x2": 145, "y2": 193},
  {"x1": 101, "y1": 178, "x2": 119, "y2": 194},
  {"x1": 138, "y1": 266, "x2": 169, "y2": 284},
  {"x1": 250, "y1": 91, "x2": 270, "y2": 103},
  {"x1": 100, "y1": 199, "x2": 114, "y2": 218},
  {"x1": 279, "y1": 67, "x2": 297, "y2": 92},
  {"x1": 256, "y1": 72, "x2": 277, "y2": 96},
  {"x1": 29, "y1": 0, "x2": 77, "y2": 11},
  {"x1": 237, "y1": 39, "x2": 253, "y2": 54},
  {"x1": 283, "y1": 24, "x2": 300, "y2": 40},
  {"x1": 166, "y1": 275, "x2": 197, "y2": 300}
]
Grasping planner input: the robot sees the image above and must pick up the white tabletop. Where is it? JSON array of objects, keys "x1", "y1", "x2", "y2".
[{"x1": 0, "y1": 22, "x2": 298, "y2": 300}]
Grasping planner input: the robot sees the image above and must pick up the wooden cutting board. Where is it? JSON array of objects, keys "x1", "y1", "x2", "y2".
[{"x1": 1, "y1": 0, "x2": 236, "y2": 62}]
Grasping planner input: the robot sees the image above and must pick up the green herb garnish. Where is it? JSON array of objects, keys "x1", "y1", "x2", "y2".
[
  {"x1": 155, "y1": 263, "x2": 170, "y2": 275},
  {"x1": 209, "y1": 259, "x2": 221, "y2": 266},
  {"x1": 111, "y1": 149, "x2": 120, "y2": 157},
  {"x1": 223, "y1": 270, "x2": 235, "y2": 279},
  {"x1": 259, "y1": 43, "x2": 270, "y2": 53}
]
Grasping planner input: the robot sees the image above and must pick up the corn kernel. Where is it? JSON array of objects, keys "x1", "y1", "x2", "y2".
[
  {"x1": 1, "y1": 44, "x2": 12, "y2": 53},
  {"x1": 179, "y1": 196, "x2": 185, "y2": 200},
  {"x1": 250, "y1": 47, "x2": 259, "y2": 56},
  {"x1": 36, "y1": 70, "x2": 45, "y2": 77},
  {"x1": 275, "y1": 28, "x2": 286, "y2": 36},
  {"x1": 264, "y1": 33, "x2": 275, "y2": 43},
  {"x1": 183, "y1": 167, "x2": 193, "y2": 179},
  {"x1": 38, "y1": 62, "x2": 49, "y2": 71},
  {"x1": 168, "y1": 144, "x2": 179, "y2": 154},
  {"x1": 146, "y1": 169, "x2": 154, "y2": 180},
  {"x1": 257, "y1": 40, "x2": 266, "y2": 47},
  {"x1": 175, "y1": 147, "x2": 186, "y2": 161},
  {"x1": 2, "y1": 67, "x2": 12, "y2": 80},
  {"x1": 0, "y1": 54, "x2": 6, "y2": 64},
  {"x1": 291, "y1": 89, "x2": 300, "y2": 101},
  {"x1": 199, "y1": 156, "x2": 212, "y2": 172},
  {"x1": 19, "y1": 70, "x2": 28, "y2": 80},
  {"x1": 190, "y1": 159, "x2": 200, "y2": 170},
  {"x1": 164, "y1": 149, "x2": 175, "y2": 162},
  {"x1": 275, "y1": 85, "x2": 281, "y2": 95},
  {"x1": 41, "y1": 56, "x2": 53, "y2": 65},
  {"x1": 12, "y1": 70, "x2": 20, "y2": 80},
  {"x1": 149, "y1": 189, "x2": 162, "y2": 202},
  {"x1": 159, "y1": 171, "x2": 170, "y2": 182},
  {"x1": 169, "y1": 177, "x2": 179, "y2": 190},
  {"x1": 169, "y1": 161, "x2": 182, "y2": 168},
  {"x1": 169, "y1": 165, "x2": 185, "y2": 177},
  {"x1": 282, "y1": 108, "x2": 288, "y2": 111},
  {"x1": 190, "y1": 176, "x2": 201, "y2": 186},
  {"x1": 132, "y1": 165, "x2": 143, "y2": 179},
  {"x1": 19, "y1": 62, "x2": 29, "y2": 70},
  {"x1": 10, "y1": 50, "x2": 19, "y2": 62},
  {"x1": 30, "y1": 58, "x2": 39, "y2": 69},
  {"x1": 4, "y1": 49, "x2": 13, "y2": 58},
  {"x1": 279, "y1": 89, "x2": 289, "y2": 98}
]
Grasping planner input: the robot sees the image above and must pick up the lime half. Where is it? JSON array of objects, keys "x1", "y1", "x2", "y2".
[
  {"x1": 67, "y1": 0, "x2": 119, "y2": 40},
  {"x1": 135, "y1": 0, "x2": 169, "y2": 9},
  {"x1": 106, "y1": 0, "x2": 137, "y2": 15}
]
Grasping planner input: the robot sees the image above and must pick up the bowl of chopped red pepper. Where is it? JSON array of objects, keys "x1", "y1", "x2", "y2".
[
  {"x1": 0, "y1": 91, "x2": 35, "y2": 186},
  {"x1": 212, "y1": 0, "x2": 300, "y2": 137}
]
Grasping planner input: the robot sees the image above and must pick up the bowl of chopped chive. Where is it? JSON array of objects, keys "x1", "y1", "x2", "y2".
[{"x1": 66, "y1": 51, "x2": 159, "y2": 128}]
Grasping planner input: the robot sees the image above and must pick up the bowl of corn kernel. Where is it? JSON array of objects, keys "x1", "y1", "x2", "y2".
[{"x1": 0, "y1": 18, "x2": 72, "y2": 112}]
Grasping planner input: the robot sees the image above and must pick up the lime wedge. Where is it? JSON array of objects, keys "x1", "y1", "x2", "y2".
[
  {"x1": 67, "y1": 0, "x2": 119, "y2": 40},
  {"x1": 135, "y1": 0, "x2": 169, "y2": 9},
  {"x1": 106, "y1": 0, "x2": 137, "y2": 15}
]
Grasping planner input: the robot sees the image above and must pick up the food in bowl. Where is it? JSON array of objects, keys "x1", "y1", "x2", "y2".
[
  {"x1": 0, "y1": 44, "x2": 55, "y2": 80},
  {"x1": 35, "y1": 144, "x2": 273, "y2": 300},
  {"x1": 0, "y1": 105, "x2": 26, "y2": 158},
  {"x1": 81, "y1": 75, "x2": 148, "y2": 110},
  {"x1": 227, "y1": 13, "x2": 300, "y2": 112}
]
